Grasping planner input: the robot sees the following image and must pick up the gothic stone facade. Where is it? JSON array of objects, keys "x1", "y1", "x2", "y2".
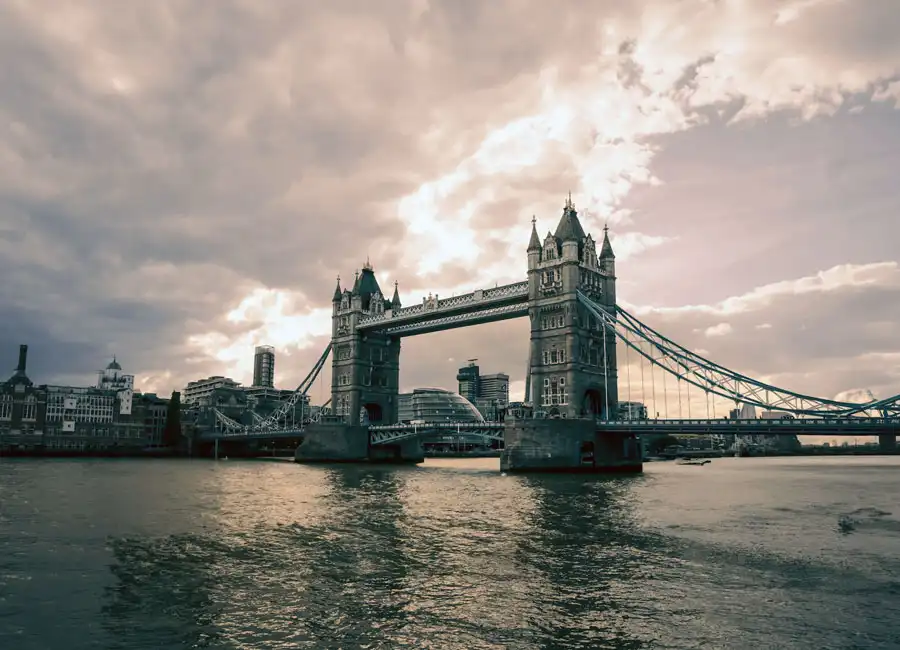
[
  {"x1": 329, "y1": 197, "x2": 619, "y2": 426},
  {"x1": 527, "y1": 197, "x2": 618, "y2": 419},
  {"x1": 330, "y1": 264, "x2": 402, "y2": 426}
]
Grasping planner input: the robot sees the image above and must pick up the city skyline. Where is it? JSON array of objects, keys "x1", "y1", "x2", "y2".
[{"x1": 2, "y1": 1, "x2": 899, "y2": 408}]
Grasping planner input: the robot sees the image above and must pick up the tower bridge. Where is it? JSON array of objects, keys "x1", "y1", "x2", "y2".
[{"x1": 203, "y1": 196, "x2": 900, "y2": 469}]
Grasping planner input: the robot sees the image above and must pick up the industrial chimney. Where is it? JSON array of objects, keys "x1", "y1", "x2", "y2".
[
  {"x1": 16, "y1": 344, "x2": 27, "y2": 372},
  {"x1": 6, "y1": 343, "x2": 32, "y2": 386}
]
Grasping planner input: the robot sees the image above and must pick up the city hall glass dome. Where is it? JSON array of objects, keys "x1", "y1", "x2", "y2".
[{"x1": 397, "y1": 388, "x2": 485, "y2": 423}]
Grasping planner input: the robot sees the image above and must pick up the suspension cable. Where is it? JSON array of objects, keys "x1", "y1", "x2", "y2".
[
  {"x1": 625, "y1": 328, "x2": 632, "y2": 418},
  {"x1": 687, "y1": 380, "x2": 692, "y2": 418},
  {"x1": 651, "y1": 346, "x2": 657, "y2": 419},
  {"x1": 678, "y1": 377, "x2": 683, "y2": 419},
  {"x1": 602, "y1": 319, "x2": 610, "y2": 421},
  {"x1": 639, "y1": 335, "x2": 646, "y2": 417},
  {"x1": 663, "y1": 364, "x2": 668, "y2": 419}
]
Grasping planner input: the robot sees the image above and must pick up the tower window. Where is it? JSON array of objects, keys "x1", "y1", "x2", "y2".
[{"x1": 542, "y1": 375, "x2": 568, "y2": 406}]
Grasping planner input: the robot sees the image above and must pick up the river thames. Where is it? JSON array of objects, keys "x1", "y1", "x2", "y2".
[{"x1": 1, "y1": 456, "x2": 898, "y2": 649}]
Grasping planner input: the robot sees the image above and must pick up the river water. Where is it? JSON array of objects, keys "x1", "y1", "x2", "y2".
[{"x1": 1, "y1": 456, "x2": 898, "y2": 649}]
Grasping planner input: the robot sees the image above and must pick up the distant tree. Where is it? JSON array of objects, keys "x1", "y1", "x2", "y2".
[{"x1": 162, "y1": 391, "x2": 182, "y2": 448}]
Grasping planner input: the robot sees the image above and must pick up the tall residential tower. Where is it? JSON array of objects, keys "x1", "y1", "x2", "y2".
[{"x1": 253, "y1": 345, "x2": 275, "y2": 388}]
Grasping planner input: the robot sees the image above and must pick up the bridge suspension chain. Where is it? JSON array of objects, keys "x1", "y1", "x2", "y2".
[
  {"x1": 212, "y1": 342, "x2": 333, "y2": 435},
  {"x1": 577, "y1": 291, "x2": 900, "y2": 419}
]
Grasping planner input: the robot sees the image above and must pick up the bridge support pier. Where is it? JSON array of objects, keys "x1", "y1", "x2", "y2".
[
  {"x1": 294, "y1": 420, "x2": 424, "y2": 465},
  {"x1": 878, "y1": 433, "x2": 897, "y2": 454},
  {"x1": 500, "y1": 418, "x2": 642, "y2": 474}
]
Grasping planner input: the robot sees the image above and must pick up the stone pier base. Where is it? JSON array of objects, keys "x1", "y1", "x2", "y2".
[
  {"x1": 878, "y1": 433, "x2": 897, "y2": 454},
  {"x1": 294, "y1": 421, "x2": 424, "y2": 465},
  {"x1": 500, "y1": 417, "x2": 642, "y2": 474}
]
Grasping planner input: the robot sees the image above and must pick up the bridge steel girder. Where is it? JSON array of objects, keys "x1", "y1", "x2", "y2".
[
  {"x1": 355, "y1": 281, "x2": 528, "y2": 334},
  {"x1": 597, "y1": 419, "x2": 900, "y2": 436},
  {"x1": 369, "y1": 302, "x2": 529, "y2": 337},
  {"x1": 369, "y1": 422, "x2": 505, "y2": 446}
]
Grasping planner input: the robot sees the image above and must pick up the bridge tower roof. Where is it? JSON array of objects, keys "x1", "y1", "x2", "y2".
[
  {"x1": 600, "y1": 224, "x2": 615, "y2": 259},
  {"x1": 553, "y1": 193, "x2": 586, "y2": 243},
  {"x1": 527, "y1": 215, "x2": 541, "y2": 251}
]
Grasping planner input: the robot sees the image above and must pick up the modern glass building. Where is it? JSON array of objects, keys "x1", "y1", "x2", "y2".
[{"x1": 398, "y1": 388, "x2": 485, "y2": 423}]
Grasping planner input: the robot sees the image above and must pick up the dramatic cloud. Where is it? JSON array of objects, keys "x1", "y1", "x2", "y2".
[{"x1": 1, "y1": 0, "x2": 898, "y2": 415}]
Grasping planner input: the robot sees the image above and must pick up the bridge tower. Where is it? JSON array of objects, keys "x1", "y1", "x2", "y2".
[
  {"x1": 526, "y1": 195, "x2": 619, "y2": 419},
  {"x1": 330, "y1": 263, "x2": 401, "y2": 426}
]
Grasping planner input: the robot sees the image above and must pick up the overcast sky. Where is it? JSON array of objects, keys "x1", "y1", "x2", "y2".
[{"x1": 1, "y1": 0, "x2": 898, "y2": 421}]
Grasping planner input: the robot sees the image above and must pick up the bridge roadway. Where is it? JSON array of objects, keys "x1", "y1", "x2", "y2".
[{"x1": 199, "y1": 417, "x2": 900, "y2": 443}]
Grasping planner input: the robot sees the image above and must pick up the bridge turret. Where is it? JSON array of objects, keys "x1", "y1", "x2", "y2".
[
  {"x1": 599, "y1": 224, "x2": 615, "y2": 270},
  {"x1": 527, "y1": 216, "x2": 541, "y2": 270},
  {"x1": 599, "y1": 224, "x2": 616, "y2": 309},
  {"x1": 391, "y1": 281, "x2": 402, "y2": 309},
  {"x1": 332, "y1": 276, "x2": 343, "y2": 315}
]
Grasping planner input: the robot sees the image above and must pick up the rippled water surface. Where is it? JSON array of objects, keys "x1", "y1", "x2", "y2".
[{"x1": 2, "y1": 456, "x2": 899, "y2": 649}]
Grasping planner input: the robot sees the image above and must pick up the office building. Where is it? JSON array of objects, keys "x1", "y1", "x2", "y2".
[
  {"x1": 456, "y1": 360, "x2": 479, "y2": 403},
  {"x1": 183, "y1": 376, "x2": 242, "y2": 404},
  {"x1": 478, "y1": 373, "x2": 509, "y2": 405},
  {"x1": 456, "y1": 361, "x2": 510, "y2": 421}
]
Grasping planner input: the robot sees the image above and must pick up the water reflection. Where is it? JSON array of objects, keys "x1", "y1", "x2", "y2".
[
  {"x1": 98, "y1": 464, "x2": 422, "y2": 648},
  {"x1": 89, "y1": 459, "x2": 900, "y2": 650},
  {"x1": 102, "y1": 534, "x2": 226, "y2": 648},
  {"x1": 512, "y1": 475, "x2": 657, "y2": 649},
  {"x1": 292, "y1": 466, "x2": 414, "y2": 646}
]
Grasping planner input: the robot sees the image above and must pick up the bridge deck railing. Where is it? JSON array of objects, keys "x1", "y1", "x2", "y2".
[{"x1": 357, "y1": 280, "x2": 528, "y2": 329}]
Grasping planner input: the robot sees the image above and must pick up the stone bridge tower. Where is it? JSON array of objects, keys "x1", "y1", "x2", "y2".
[
  {"x1": 526, "y1": 196, "x2": 619, "y2": 419},
  {"x1": 331, "y1": 262, "x2": 402, "y2": 426}
]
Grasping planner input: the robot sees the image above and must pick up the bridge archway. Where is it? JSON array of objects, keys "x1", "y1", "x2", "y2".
[
  {"x1": 363, "y1": 402, "x2": 384, "y2": 423},
  {"x1": 582, "y1": 388, "x2": 606, "y2": 419}
]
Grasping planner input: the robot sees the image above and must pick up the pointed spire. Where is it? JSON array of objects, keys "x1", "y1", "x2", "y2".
[
  {"x1": 527, "y1": 215, "x2": 541, "y2": 251},
  {"x1": 600, "y1": 223, "x2": 615, "y2": 259},
  {"x1": 332, "y1": 275, "x2": 343, "y2": 302},
  {"x1": 363, "y1": 255, "x2": 373, "y2": 271},
  {"x1": 391, "y1": 280, "x2": 402, "y2": 309},
  {"x1": 351, "y1": 270, "x2": 361, "y2": 296},
  {"x1": 554, "y1": 195, "x2": 585, "y2": 242}
]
